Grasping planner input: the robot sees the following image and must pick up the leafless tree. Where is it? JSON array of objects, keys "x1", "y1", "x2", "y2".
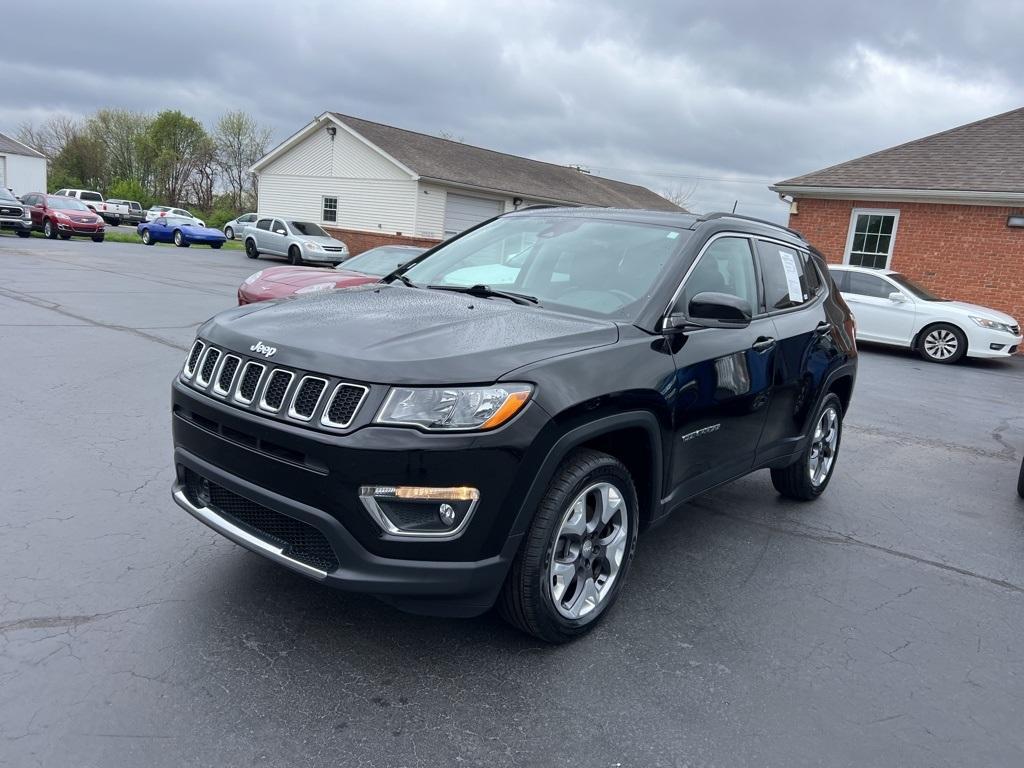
[
  {"x1": 213, "y1": 111, "x2": 273, "y2": 210},
  {"x1": 661, "y1": 181, "x2": 698, "y2": 211},
  {"x1": 16, "y1": 115, "x2": 81, "y2": 160}
]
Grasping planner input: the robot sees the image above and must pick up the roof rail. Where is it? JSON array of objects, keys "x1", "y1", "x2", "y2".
[
  {"x1": 516, "y1": 203, "x2": 563, "y2": 211},
  {"x1": 699, "y1": 211, "x2": 805, "y2": 241}
]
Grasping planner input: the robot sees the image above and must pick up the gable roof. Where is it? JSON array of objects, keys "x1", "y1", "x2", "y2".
[
  {"x1": 264, "y1": 112, "x2": 678, "y2": 211},
  {"x1": 773, "y1": 107, "x2": 1024, "y2": 198},
  {"x1": 0, "y1": 131, "x2": 46, "y2": 159}
]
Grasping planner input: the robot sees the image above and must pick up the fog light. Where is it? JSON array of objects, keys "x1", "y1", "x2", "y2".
[
  {"x1": 359, "y1": 486, "x2": 480, "y2": 539},
  {"x1": 991, "y1": 343, "x2": 1004, "y2": 351}
]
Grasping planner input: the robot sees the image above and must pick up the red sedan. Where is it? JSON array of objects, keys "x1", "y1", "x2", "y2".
[
  {"x1": 20, "y1": 193, "x2": 106, "y2": 241},
  {"x1": 237, "y1": 245, "x2": 425, "y2": 305}
]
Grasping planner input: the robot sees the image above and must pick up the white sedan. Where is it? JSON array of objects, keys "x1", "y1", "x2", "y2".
[{"x1": 828, "y1": 265, "x2": 1021, "y2": 364}]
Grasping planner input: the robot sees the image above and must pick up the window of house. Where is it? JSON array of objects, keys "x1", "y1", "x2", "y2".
[
  {"x1": 845, "y1": 209, "x2": 899, "y2": 269},
  {"x1": 322, "y1": 196, "x2": 338, "y2": 223},
  {"x1": 756, "y1": 241, "x2": 813, "y2": 311}
]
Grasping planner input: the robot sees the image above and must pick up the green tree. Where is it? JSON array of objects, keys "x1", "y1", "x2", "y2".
[
  {"x1": 142, "y1": 110, "x2": 211, "y2": 205},
  {"x1": 213, "y1": 111, "x2": 272, "y2": 210},
  {"x1": 108, "y1": 178, "x2": 149, "y2": 207},
  {"x1": 86, "y1": 109, "x2": 152, "y2": 190},
  {"x1": 51, "y1": 133, "x2": 107, "y2": 189}
]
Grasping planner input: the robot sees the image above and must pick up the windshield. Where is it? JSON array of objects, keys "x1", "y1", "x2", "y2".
[
  {"x1": 338, "y1": 247, "x2": 424, "y2": 276},
  {"x1": 889, "y1": 273, "x2": 946, "y2": 302},
  {"x1": 0, "y1": 187, "x2": 17, "y2": 203},
  {"x1": 161, "y1": 217, "x2": 194, "y2": 227},
  {"x1": 48, "y1": 196, "x2": 90, "y2": 211},
  {"x1": 289, "y1": 221, "x2": 328, "y2": 237},
  {"x1": 401, "y1": 215, "x2": 689, "y2": 319}
]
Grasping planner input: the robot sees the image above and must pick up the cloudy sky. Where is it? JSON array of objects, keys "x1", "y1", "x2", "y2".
[{"x1": 3, "y1": 0, "x2": 1023, "y2": 220}]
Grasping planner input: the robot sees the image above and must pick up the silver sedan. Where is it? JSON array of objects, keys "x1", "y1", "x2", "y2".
[{"x1": 223, "y1": 213, "x2": 257, "y2": 240}]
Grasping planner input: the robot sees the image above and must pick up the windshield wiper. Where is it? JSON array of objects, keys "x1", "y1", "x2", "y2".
[
  {"x1": 427, "y1": 284, "x2": 539, "y2": 306},
  {"x1": 384, "y1": 272, "x2": 417, "y2": 288}
]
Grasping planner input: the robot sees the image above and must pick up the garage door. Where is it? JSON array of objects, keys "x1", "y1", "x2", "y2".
[{"x1": 444, "y1": 193, "x2": 504, "y2": 236}]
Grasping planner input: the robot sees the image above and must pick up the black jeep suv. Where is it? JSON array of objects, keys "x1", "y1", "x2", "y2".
[{"x1": 171, "y1": 208, "x2": 856, "y2": 642}]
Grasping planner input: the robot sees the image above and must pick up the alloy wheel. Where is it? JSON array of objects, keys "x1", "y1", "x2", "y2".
[
  {"x1": 808, "y1": 406, "x2": 839, "y2": 487},
  {"x1": 923, "y1": 329, "x2": 958, "y2": 360},
  {"x1": 548, "y1": 482, "x2": 629, "y2": 620}
]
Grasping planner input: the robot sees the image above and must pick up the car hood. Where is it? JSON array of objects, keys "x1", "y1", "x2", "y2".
[
  {"x1": 939, "y1": 300, "x2": 1017, "y2": 326},
  {"x1": 260, "y1": 265, "x2": 354, "y2": 287},
  {"x1": 300, "y1": 235, "x2": 346, "y2": 246},
  {"x1": 201, "y1": 283, "x2": 620, "y2": 384},
  {"x1": 181, "y1": 224, "x2": 224, "y2": 237}
]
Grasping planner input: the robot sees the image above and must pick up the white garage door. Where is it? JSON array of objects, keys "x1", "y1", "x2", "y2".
[{"x1": 444, "y1": 193, "x2": 503, "y2": 236}]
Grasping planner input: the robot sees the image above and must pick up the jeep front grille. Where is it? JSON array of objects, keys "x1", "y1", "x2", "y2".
[{"x1": 181, "y1": 341, "x2": 369, "y2": 432}]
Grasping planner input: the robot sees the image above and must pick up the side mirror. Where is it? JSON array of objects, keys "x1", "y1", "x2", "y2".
[
  {"x1": 665, "y1": 292, "x2": 752, "y2": 332},
  {"x1": 275, "y1": 229, "x2": 286, "y2": 235},
  {"x1": 888, "y1": 291, "x2": 908, "y2": 303}
]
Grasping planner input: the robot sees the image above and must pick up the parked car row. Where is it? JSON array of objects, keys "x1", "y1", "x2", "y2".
[{"x1": 7, "y1": 192, "x2": 106, "y2": 241}]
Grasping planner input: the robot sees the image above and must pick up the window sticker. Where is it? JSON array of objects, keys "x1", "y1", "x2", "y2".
[
  {"x1": 667, "y1": 231, "x2": 679, "y2": 239},
  {"x1": 778, "y1": 250, "x2": 804, "y2": 303}
]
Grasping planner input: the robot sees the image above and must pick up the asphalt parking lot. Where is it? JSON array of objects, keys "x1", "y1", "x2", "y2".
[{"x1": 2, "y1": 233, "x2": 1023, "y2": 768}]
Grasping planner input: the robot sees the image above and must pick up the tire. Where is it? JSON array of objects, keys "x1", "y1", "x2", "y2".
[
  {"x1": 224, "y1": 226, "x2": 234, "y2": 240},
  {"x1": 771, "y1": 392, "x2": 843, "y2": 501},
  {"x1": 142, "y1": 229, "x2": 154, "y2": 246},
  {"x1": 92, "y1": 235, "x2": 104, "y2": 243},
  {"x1": 16, "y1": 230, "x2": 30, "y2": 238},
  {"x1": 499, "y1": 448, "x2": 639, "y2": 643},
  {"x1": 245, "y1": 239, "x2": 259, "y2": 259},
  {"x1": 173, "y1": 230, "x2": 189, "y2": 248},
  {"x1": 288, "y1": 245, "x2": 302, "y2": 265},
  {"x1": 43, "y1": 220, "x2": 57, "y2": 239},
  {"x1": 59, "y1": 234, "x2": 71, "y2": 240},
  {"x1": 918, "y1": 323, "x2": 967, "y2": 364},
  {"x1": 1018, "y1": 458, "x2": 1024, "y2": 499},
  {"x1": 211, "y1": 243, "x2": 222, "y2": 249}
]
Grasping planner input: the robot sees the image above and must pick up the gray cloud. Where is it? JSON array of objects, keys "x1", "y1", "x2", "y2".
[{"x1": 2, "y1": 0, "x2": 1022, "y2": 220}]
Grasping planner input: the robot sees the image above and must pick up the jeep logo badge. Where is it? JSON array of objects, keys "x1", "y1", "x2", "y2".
[{"x1": 250, "y1": 341, "x2": 278, "y2": 358}]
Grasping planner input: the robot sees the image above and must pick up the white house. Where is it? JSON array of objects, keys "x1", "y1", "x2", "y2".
[
  {"x1": 251, "y1": 112, "x2": 680, "y2": 253},
  {"x1": 0, "y1": 132, "x2": 47, "y2": 197}
]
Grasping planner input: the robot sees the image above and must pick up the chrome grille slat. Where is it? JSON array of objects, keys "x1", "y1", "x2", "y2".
[
  {"x1": 183, "y1": 340, "x2": 205, "y2": 379},
  {"x1": 234, "y1": 361, "x2": 266, "y2": 405},
  {"x1": 196, "y1": 347, "x2": 221, "y2": 387},
  {"x1": 259, "y1": 370, "x2": 294, "y2": 412},
  {"x1": 213, "y1": 355, "x2": 241, "y2": 396},
  {"x1": 321, "y1": 383, "x2": 370, "y2": 429},
  {"x1": 287, "y1": 376, "x2": 328, "y2": 421}
]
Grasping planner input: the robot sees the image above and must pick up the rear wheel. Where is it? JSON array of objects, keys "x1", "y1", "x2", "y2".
[
  {"x1": 919, "y1": 323, "x2": 966, "y2": 364},
  {"x1": 245, "y1": 239, "x2": 259, "y2": 259},
  {"x1": 43, "y1": 220, "x2": 57, "y2": 239},
  {"x1": 224, "y1": 226, "x2": 234, "y2": 240},
  {"x1": 173, "y1": 230, "x2": 189, "y2": 248},
  {"x1": 500, "y1": 448, "x2": 638, "y2": 643},
  {"x1": 771, "y1": 393, "x2": 843, "y2": 501},
  {"x1": 288, "y1": 245, "x2": 302, "y2": 265}
]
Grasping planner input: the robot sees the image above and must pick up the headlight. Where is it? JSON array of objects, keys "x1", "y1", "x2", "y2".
[
  {"x1": 376, "y1": 384, "x2": 532, "y2": 431},
  {"x1": 243, "y1": 270, "x2": 264, "y2": 285},
  {"x1": 303, "y1": 241, "x2": 323, "y2": 251},
  {"x1": 970, "y1": 315, "x2": 1015, "y2": 333},
  {"x1": 22, "y1": 209, "x2": 31, "y2": 220},
  {"x1": 294, "y1": 282, "x2": 336, "y2": 294}
]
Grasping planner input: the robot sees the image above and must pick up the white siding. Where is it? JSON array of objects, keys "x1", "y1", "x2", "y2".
[
  {"x1": 261, "y1": 129, "x2": 333, "y2": 177},
  {"x1": 416, "y1": 182, "x2": 447, "y2": 239},
  {"x1": 332, "y1": 125, "x2": 410, "y2": 180},
  {"x1": 259, "y1": 175, "x2": 418, "y2": 235},
  {"x1": 0, "y1": 153, "x2": 46, "y2": 197}
]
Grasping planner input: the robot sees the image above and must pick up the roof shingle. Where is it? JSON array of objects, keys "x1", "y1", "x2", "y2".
[
  {"x1": 0, "y1": 131, "x2": 46, "y2": 159},
  {"x1": 774, "y1": 107, "x2": 1024, "y2": 193},
  {"x1": 330, "y1": 113, "x2": 681, "y2": 211}
]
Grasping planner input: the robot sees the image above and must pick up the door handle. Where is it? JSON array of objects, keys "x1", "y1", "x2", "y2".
[
  {"x1": 814, "y1": 321, "x2": 832, "y2": 335},
  {"x1": 751, "y1": 336, "x2": 776, "y2": 352}
]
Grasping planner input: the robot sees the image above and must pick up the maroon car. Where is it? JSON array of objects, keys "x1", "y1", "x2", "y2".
[
  {"x1": 237, "y1": 245, "x2": 425, "y2": 305},
  {"x1": 20, "y1": 193, "x2": 106, "y2": 242}
]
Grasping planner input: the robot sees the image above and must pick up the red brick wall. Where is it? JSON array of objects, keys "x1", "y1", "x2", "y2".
[
  {"x1": 790, "y1": 198, "x2": 1024, "y2": 323},
  {"x1": 323, "y1": 226, "x2": 442, "y2": 256}
]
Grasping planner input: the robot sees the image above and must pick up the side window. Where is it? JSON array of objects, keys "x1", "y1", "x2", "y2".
[
  {"x1": 678, "y1": 237, "x2": 758, "y2": 314},
  {"x1": 801, "y1": 252, "x2": 822, "y2": 295},
  {"x1": 241, "y1": 214, "x2": 255, "y2": 223},
  {"x1": 322, "y1": 196, "x2": 338, "y2": 223},
  {"x1": 846, "y1": 272, "x2": 895, "y2": 299},
  {"x1": 756, "y1": 241, "x2": 812, "y2": 311},
  {"x1": 271, "y1": 219, "x2": 286, "y2": 234},
  {"x1": 256, "y1": 218, "x2": 271, "y2": 231},
  {"x1": 828, "y1": 267, "x2": 849, "y2": 292}
]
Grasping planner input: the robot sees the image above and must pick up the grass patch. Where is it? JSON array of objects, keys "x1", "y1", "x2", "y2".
[{"x1": 102, "y1": 229, "x2": 244, "y2": 250}]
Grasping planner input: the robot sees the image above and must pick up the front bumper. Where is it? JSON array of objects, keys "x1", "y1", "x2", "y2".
[
  {"x1": 171, "y1": 379, "x2": 551, "y2": 615},
  {"x1": 967, "y1": 327, "x2": 1022, "y2": 358},
  {"x1": 0, "y1": 217, "x2": 32, "y2": 231},
  {"x1": 301, "y1": 248, "x2": 348, "y2": 263},
  {"x1": 56, "y1": 221, "x2": 104, "y2": 235}
]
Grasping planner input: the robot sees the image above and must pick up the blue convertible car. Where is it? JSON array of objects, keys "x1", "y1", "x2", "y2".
[{"x1": 137, "y1": 216, "x2": 227, "y2": 249}]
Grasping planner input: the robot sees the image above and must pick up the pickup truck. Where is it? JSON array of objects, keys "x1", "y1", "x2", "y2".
[
  {"x1": 53, "y1": 189, "x2": 129, "y2": 226},
  {"x1": 107, "y1": 199, "x2": 144, "y2": 225}
]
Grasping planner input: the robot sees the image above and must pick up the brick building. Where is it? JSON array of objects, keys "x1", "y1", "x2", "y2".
[
  {"x1": 251, "y1": 113, "x2": 679, "y2": 254},
  {"x1": 771, "y1": 107, "x2": 1024, "y2": 324}
]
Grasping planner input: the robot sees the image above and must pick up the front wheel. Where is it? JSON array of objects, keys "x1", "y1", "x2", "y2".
[
  {"x1": 224, "y1": 226, "x2": 234, "y2": 240},
  {"x1": 142, "y1": 229, "x2": 154, "y2": 245},
  {"x1": 919, "y1": 323, "x2": 966, "y2": 364},
  {"x1": 499, "y1": 448, "x2": 639, "y2": 643},
  {"x1": 245, "y1": 239, "x2": 259, "y2": 259},
  {"x1": 173, "y1": 230, "x2": 189, "y2": 248},
  {"x1": 59, "y1": 233, "x2": 71, "y2": 240},
  {"x1": 288, "y1": 245, "x2": 302, "y2": 265},
  {"x1": 771, "y1": 392, "x2": 843, "y2": 501},
  {"x1": 92, "y1": 235, "x2": 104, "y2": 243},
  {"x1": 211, "y1": 243, "x2": 222, "y2": 249},
  {"x1": 1017, "y1": 457, "x2": 1024, "y2": 499},
  {"x1": 43, "y1": 220, "x2": 57, "y2": 239}
]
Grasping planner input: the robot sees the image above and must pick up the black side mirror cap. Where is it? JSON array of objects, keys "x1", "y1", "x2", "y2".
[{"x1": 664, "y1": 291, "x2": 752, "y2": 332}]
